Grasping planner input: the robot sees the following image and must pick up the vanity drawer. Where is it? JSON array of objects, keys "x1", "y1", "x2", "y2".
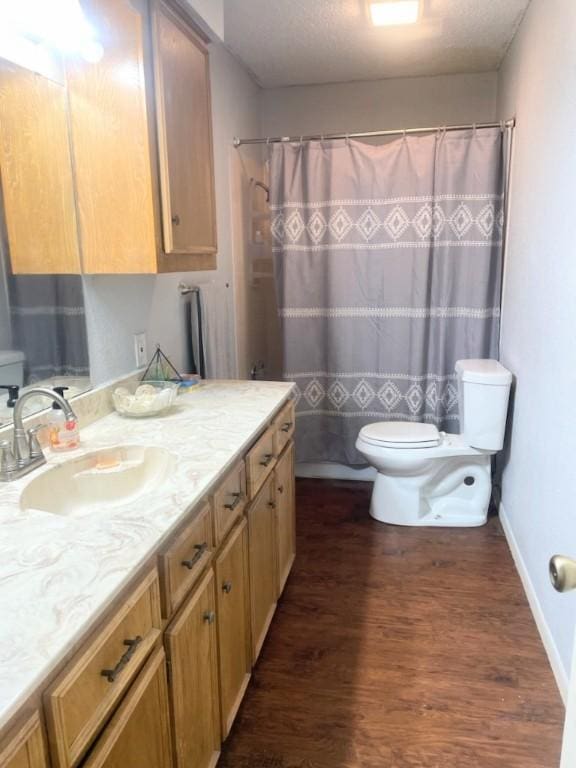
[
  {"x1": 159, "y1": 502, "x2": 213, "y2": 617},
  {"x1": 246, "y1": 426, "x2": 277, "y2": 500},
  {"x1": 213, "y1": 461, "x2": 247, "y2": 545},
  {"x1": 273, "y1": 399, "x2": 295, "y2": 456},
  {"x1": 44, "y1": 567, "x2": 162, "y2": 768}
]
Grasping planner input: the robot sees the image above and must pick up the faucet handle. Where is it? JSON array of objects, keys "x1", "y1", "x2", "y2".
[
  {"x1": 0, "y1": 440, "x2": 17, "y2": 473},
  {"x1": 27, "y1": 426, "x2": 44, "y2": 459}
]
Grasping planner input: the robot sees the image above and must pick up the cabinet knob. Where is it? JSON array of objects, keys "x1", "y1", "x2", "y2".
[
  {"x1": 203, "y1": 611, "x2": 216, "y2": 624},
  {"x1": 171, "y1": 214, "x2": 180, "y2": 226},
  {"x1": 268, "y1": 501, "x2": 276, "y2": 509},
  {"x1": 222, "y1": 580, "x2": 232, "y2": 594},
  {"x1": 277, "y1": 485, "x2": 284, "y2": 494}
]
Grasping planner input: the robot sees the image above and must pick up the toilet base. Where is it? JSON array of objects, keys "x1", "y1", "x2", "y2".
[{"x1": 368, "y1": 455, "x2": 492, "y2": 527}]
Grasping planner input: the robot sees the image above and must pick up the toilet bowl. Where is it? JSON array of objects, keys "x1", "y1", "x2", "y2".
[{"x1": 355, "y1": 359, "x2": 512, "y2": 527}]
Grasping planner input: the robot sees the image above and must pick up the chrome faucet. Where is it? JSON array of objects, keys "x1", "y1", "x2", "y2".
[{"x1": 0, "y1": 388, "x2": 77, "y2": 482}]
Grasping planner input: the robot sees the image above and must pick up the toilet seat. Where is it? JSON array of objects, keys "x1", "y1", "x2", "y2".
[{"x1": 358, "y1": 421, "x2": 440, "y2": 449}]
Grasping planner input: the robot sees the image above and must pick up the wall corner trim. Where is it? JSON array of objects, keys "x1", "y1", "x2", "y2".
[{"x1": 499, "y1": 503, "x2": 568, "y2": 704}]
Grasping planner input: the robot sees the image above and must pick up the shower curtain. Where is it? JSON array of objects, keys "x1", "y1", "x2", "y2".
[
  {"x1": 269, "y1": 127, "x2": 504, "y2": 465},
  {"x1": 8, "y1": 275, "x2": 90, "y2": 383}
]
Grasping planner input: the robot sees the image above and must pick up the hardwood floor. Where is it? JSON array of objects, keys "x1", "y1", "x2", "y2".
[{"x1": 220, "y1": 479, "x2": 564, "y2": 768}]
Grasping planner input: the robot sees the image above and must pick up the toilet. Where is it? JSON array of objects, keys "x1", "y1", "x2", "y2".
[
  {"x1": 0, "y1": 350, "x2": 25, "y2": 387},
  {"x1": 355, "y1": 359, "x2": 513, "y2": 527}
]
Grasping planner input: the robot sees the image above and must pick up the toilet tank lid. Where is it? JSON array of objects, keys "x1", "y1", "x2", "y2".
[
  {"x1": 455, "y1": 359, "x2": 512, "y2": 386},
  {"x1": 359, "y1": 421, "x2": 440, "y2": 447},
  {"x1": 0, "y1": 350, "x2": 25, "y2": 366}
]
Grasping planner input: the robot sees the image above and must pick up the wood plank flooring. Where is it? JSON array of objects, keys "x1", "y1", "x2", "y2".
[{"x1": 220, "y1": 479, "x2": 564, "y2": 768}]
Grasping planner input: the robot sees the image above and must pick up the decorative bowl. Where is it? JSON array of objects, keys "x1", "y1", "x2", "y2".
[{"x1": 112, "y1": 380, "x2": 179, "y2": 418}]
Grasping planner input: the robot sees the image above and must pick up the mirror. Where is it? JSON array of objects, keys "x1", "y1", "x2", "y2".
[{"x1": 0, "y1": 49, "x2": 91, "y2": 426}]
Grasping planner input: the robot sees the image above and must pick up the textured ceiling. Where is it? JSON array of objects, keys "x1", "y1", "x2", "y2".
[{"x1": 223, "y1": 0, "x2": 531, "y2": 88}]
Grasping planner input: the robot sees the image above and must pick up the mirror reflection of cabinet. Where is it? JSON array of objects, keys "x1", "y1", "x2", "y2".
[
  {"x1": 152, "y1": 0, "x2": 217, "y2": 269},
  {"x1": 0, "y1": 61, "x2": 81, "y2": 275}
]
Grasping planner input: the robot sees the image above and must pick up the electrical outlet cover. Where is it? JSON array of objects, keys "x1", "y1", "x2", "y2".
[{"x1": 134, "y1": 333, "x2": 147, "y2": 368}]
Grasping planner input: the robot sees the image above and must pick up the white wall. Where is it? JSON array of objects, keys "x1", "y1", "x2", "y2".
[
  {"x1": 497, "y1": 0, "x2": 576, "y2": 697},
  {"x1": 261, "y1": 72, "x2": 498, "y2": 136},
  {"x1": 84, "y1": 39, "x2": 261, "y2": 384},
  {"x1": 184, "y1": 0, "x2": 223, "y2": 41}
]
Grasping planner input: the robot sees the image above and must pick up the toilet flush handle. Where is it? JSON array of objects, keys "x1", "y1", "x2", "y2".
[{"x1": 549, "y1": 555, "x2": 576, "y2": 592}]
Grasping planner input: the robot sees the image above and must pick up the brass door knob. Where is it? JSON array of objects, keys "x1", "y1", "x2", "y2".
[{"x1": 549, "y1": 555, "x2": 576, "y2": 592}]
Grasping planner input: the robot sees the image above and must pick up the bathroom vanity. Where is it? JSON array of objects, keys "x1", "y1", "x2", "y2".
[{"x1": 0, "y1": 380, "x2": 295, "y2": 768}]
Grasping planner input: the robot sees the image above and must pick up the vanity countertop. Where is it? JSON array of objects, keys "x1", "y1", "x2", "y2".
[{"x1": 0, "y1": 379, "x2": 294, "y2": 729}]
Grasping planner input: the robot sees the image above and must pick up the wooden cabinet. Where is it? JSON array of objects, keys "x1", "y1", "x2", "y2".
[
  {"x1": 0, "y1": 60, "x2": 81, "y2": 275},
  {"x1": 151, "y1": 0, "x2": 217, "y2": 268},
  {"x1": 273, "y1": 400, "x2": 295, "y2": 457},
  {"x1": 212, "y1": 462, "x2": 247, "y2": 546},
  {"x1": 45, "y1": 568, "x2": 162, "y2": 768},
  {"x1": 246, "y1": 427, "x2": 277, "y2": 500},
  {"x1": 275, "y1": 442, "x2": 296, "y2": 597},
  {"x1": 214, "y1": 519, "x2": 251, "y2": 738},
  {"x1": 1, "y1": 400, "x2": 296, "y2": 768},
  {"x1": 81, "y1": 647, "x2": 173, "y2": 768},
  {"x1": 246, "y1": 474, "x2": 277, "y2": 663},
  {"x1": 0, "y1": 713, "x2": 49, "y2": 768},
  {"x1": 164, "y1": 569, "x2": 220, "y2": 768},
  {"x1": 159, "y1": 502, "x2": 214, "y2": 617},
  {"x1": 66, "y1": 0, "x2": 158, "y2": 274}
]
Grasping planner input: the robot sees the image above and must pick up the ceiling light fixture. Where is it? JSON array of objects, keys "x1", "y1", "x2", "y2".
[{"x1": 369, "y1": 1, "x2": 420, "y2": 27}]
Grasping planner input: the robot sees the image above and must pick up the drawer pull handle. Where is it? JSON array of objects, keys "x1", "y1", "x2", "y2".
[
  {"x1": 260, "y1": 453, "x2": 274, "y2": 467},
  {"x1": 203, "y1": 611, "x2": 216, "y2": 624},
  {"x1": 281, "y1": 421, "x2": 293, "y2": 433},
  {"x1": 222, "y1": 580, "x2": 233, "y2": 594},
  {"x1": 101, "y1": 636, "x2": 142, "y2": 683},
  {"x1": 181, "y1": 542, "x2": 208, "y2": 569},
  {"x1": 278, "y1": 485, "x2": 284, "y2": 494},
  {"x1": 224, "y1": 492, "x2": 242, "y2": 511}
]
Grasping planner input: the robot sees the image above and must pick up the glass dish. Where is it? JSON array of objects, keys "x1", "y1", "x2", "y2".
[{"x1": 112, "y1": 381, "x2": 179, "y2": 418}]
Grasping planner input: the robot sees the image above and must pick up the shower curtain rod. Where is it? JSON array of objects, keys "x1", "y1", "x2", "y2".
[{"x1": 232, "y1": 118, "x2": 515, "y2": 147}]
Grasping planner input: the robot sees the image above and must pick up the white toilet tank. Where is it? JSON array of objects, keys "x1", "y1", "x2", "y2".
[
  {"x1": 0, "y1": 350, "x2": 25, "y2": 387},
  {"x1": 456, "y1": 359, "x2": 512, "y2": 451}
]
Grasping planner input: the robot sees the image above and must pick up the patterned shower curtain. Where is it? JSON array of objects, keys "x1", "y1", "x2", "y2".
[
  {"x1": 269, "y1": 127, "x2": 504, "y2": 465},
  {"x1": 8, "y1": 275, "x2": 90, "y2": 383}
]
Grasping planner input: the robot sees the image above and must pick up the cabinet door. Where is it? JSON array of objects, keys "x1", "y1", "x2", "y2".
[
  {"x1": 247, "y1": 474, "x2": 277, "y2": 663},
  {"x1": 152, "y1": 0, "x2": 217, "y2": 262},
  {"x1": 214, "y1": 518, "x2": 251, "y2": 739},
  {"x1": 0, "y1": 712, "x2": 49, "y2": 768},
  {"x1": 164, "y1": 569, "x2": 221, "y2": 768},
  {"x1": 0, "y1": 61, "x2": 81, "y2": 275},
  {"x1": 82, "y1": 647, "x2": 172, "y2": 768},
  {"x1": 275, "y1": 441, "x2": 296, "y2": 596},
  {"x1": 66, "y1": 0, "x2": 157, "y2": 273}
]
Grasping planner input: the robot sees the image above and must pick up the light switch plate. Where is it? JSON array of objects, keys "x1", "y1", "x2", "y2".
[{"x1": 134, "y1": 333, "x2": 147, "y2": 368}]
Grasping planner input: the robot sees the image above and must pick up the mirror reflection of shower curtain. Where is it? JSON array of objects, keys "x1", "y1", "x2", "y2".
[
  {"x1": 269, "y1": 128, "x2": 505, "y2": 465},
  {"x1": 8, "y1": 274, "x2": 89, "y2": 383}
]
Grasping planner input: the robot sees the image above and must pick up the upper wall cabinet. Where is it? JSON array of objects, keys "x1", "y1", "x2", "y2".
[
  {"x1": 151, "y1": 0, "x2": 217, "y2": 270},
  {"x1": 66, "y1": 0, "x2": 158, "y2": 274},
  {"x1": 0, "y1": 60, "x2": 81, "y2": 274},
  {"x1": 0, "y1": 0, "x2": 216, "y2": 275}
]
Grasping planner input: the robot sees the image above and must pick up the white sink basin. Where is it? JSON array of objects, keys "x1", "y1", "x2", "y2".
[{"x1": 20, "y1": 445, "x2": 174, "y2": 516}]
